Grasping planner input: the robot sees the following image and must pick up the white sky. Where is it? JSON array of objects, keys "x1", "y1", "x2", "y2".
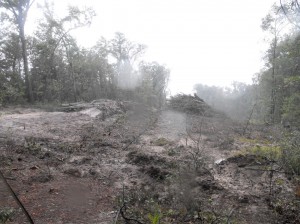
[{"x1": 28, "y1": 0, "x2": 277, "y2": 94}]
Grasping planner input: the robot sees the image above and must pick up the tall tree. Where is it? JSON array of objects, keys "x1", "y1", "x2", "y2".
[
  {"x1": 257, "y1": 4, "x2": 300, "y2": 128},
  {"x1": 30, "y1": 2, "x2": 95, "y2": 102},
  {"x1": 0, "y1": 0, "x2": 34, "y2": 102},
  {"x1": 139, "y1": 62, "x2": 169, "y2": 107},
  {"x1": 109, "y1": 32, "x2": 146, "y2": 98},
  {"x1": 109, "y1": 32, "x2": 146, "y2": 66},
  {"x1": 261, "y1": 5, "x2": 287, "y2": 123},
  {"x1": 280, "y1": 0, "x2": 300, "y2": 28}
]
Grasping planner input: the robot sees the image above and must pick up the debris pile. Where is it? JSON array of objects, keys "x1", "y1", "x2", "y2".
[
  {"x1": 168, "y1": 93, "x2": 223, "y2": 117},
  {"x1": 60, "y1": 99, "x2": 126, "y2": 118}
]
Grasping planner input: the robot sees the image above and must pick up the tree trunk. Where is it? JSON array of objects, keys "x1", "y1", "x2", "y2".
[
  {"x1": 270, "y1": 37, "x2": 277, "y2": 124},
  {"x1": 69, "y1": 62, "x2": 77, "y2": 102},
  {"x1": 19, "y1": 18, "x2": 33, "y2": 102}
]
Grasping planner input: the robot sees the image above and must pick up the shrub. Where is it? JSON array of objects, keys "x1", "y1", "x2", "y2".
[
  {"x1": 281, "y1": 131, "x2": 300, "y2": 175},
  {"x1": 0, "y1": 208, "x2": 14, "y2": 224},
  {"x1": 248, "y1": 145, "x2": 282, "y2": 161}
]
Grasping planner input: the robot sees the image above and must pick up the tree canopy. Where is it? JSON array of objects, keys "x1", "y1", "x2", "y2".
[{"x1": 0, "y1": 1, "x2": 169, "y2": 107}]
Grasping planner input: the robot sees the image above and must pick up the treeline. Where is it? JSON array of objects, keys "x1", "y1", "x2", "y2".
[
  {"x1": 194, "y1": 3, "x2": 300, "y2": 129},
  {"x1": 194, "y1": 82, "x2": 256, "y2": 121},
  {"x1": 0, "y1": 1, "x2": 169, "y2": 107}
]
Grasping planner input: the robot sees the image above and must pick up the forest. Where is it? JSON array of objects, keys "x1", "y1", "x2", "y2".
[
  {"x1": 0, "y1": 1, "x2": 169, "y2": 107},
  {"x1": 0, "y1": 0, "x2": 300, "y2": 224}
]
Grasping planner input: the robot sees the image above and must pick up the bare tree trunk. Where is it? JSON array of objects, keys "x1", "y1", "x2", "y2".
[
  {"x1": 69, "y1": 62, "x2": 77, "y2": 102},
  {"x1": 270, "y1": 37, "x2": 277, "y2": 124},
  {"x1": 18, "y1": 15, "x2": 33, "y2": 102}
]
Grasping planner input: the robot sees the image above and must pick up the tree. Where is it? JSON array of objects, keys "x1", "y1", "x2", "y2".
[
  {"x1": 0, "y1": 0, "x2": 35, "y2": 102},
  {"x1": 193, "y1": 83, "x2": 256, "y2": 121},
  {"x1": 30, "y1": 2, "x2": 95, "y2": 102},
  {"x1": 0, "y1": 17, "x2": 25, "y2": 104},
  {"x1": 257, "y1": 20, "x2": 300, "y2": 128},
  {"x1": 261, "y1": 5, "x2": 287, "y2": 123},
  {"x1": 280, "y1": 0, "x2": 300, "y2": 28},
  {"x1": 277, "y1": 34, "x2": 300, "y2": 127},
  {"x1": 0, "y1": 3, "x2": 169, "y2": 106},
  {"x1": 109, "y1": 32, "x2": 146, "y2": 66},
  {"x1": 108, "y1": 32, "x2": 146, "y2": 98},
  {"x1": 138, "y1": 62, "x2": 169, "y2": 107}
]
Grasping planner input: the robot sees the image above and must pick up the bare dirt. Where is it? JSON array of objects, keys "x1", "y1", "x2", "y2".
[{"x1": 0, "y1": 102, "x2": 299, "y2": 223}]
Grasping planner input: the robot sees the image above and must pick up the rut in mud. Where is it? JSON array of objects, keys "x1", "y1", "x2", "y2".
[{"x1": 0, "y1": 103, "x2": 299, "y2": 223}]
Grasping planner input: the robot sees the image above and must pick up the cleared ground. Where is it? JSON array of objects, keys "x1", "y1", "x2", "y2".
[{"x1": 0, "y1": 102, "x2": 299, "y2": 223}]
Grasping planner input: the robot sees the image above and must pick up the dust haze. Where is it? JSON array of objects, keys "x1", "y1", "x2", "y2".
[{"x1": 0, "y1": 0, "x2": 300, "y2": 224}]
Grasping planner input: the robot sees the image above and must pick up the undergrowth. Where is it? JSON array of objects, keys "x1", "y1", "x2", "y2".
[
  {"x1": 0, "y1": 208, "x2": 14, "y2": 224},
  {"x1": 281, "y1": 131, "x2": 300, "y2": 175},
  {"x1": 240, "y1": 131, "x2": 300, "y2": 176},
  {"x1": 247, "y1": 145, "x2": 282, "y2": 161}
]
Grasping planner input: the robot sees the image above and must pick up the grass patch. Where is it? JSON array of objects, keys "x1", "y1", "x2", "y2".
[
  {"x1": 238, "y1": 137, "x2": 270, "y2": 145},
  {"x1": 239, "y1": 131, "x2": 300, "y2": 176},
  {"x1": 247, "y1": 145, "x2": 282, "y2": 160},
  {"x1": 281, "y1": 132, "x2": 300, "y2": 175}
]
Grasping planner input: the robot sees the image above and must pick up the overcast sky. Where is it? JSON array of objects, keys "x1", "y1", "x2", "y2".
[{"x1": 28, "y1": 0, "x2": 277, "y2": 94}]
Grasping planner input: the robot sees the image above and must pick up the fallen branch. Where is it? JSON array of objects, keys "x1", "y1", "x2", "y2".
[
  {"x1": 113, "y1": 208, "x2": 121, "y2": 224},
  {"x1": 0, "y1": 169, "x2": 35, "y2": 224},
  {"x1": 244, "y1": 167, "x2": 285, "y2": 173},
  {"x1": 226, "y1": 207, "x2": 235, "y2": 224},
  {"x1": 119, "y1": 204, "x2": 144, "y2": 224}
]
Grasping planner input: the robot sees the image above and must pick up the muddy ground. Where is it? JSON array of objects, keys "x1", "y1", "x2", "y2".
[{"x1": 0, "y1": 101, "x2": 299, "y2": 224}]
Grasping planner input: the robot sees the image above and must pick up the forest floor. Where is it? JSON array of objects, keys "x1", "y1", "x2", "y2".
[{"x1": 0, "y1": 100, "x2": 299, "y2": 224}]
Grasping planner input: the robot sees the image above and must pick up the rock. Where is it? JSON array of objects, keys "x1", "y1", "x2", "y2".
[{"x1": 69, "y1": 156, "x2": 91, "y2": 165}]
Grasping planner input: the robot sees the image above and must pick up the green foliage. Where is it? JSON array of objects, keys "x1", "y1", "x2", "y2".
[
  {"x1": 256, "y1": 11, "x2": 300, "y2": 127},
  {"x1": 238, "y1": 137, "x2": 270, "y2": 145},
  {"x1": 243, "y1": 132, "x2": 300, "y2": 176},
  {"x1": 0, "y1": 0, "x2": 168, "y2": 106},
  {"x1": 0, "y1": 2, "x2": 168, "y2": 105},
  {"x1": 0, "y1": 208, "x2": 14, "y2": 224},
  {"x1": 283, "y1": 93, "x2": 300, "y2": 127},
  {"x1": 248, "y1": 145, "x2": 282, "y2": 161},
  {"x1": 148, "y1": 211, "x2": 161, "y2": 224},
  {"x1": 281, "y1": 131, "x2": 300, "y2": 175},
  {"x1": 136, "y1": 62, "x2": 169, "y2": 108},
  {"x1": 24, "y1": 138, "x2": 42, "y2": 155},
  {"x1": 199, "y1": 211, "x2": 217, "y2": 223}
]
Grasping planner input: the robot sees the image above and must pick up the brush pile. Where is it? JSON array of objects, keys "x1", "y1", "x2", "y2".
[
  {"x1": 60, "y1": 99, "x2": 126, "y2": 118},
  {"x1": 168, "y1": 93, "x2": 223, "y2": 117}
]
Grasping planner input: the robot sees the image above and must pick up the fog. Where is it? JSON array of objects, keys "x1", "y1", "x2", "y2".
[
  {"x1": 26, "y1": 0, "x2": 277, "y2": 94},
  {"x1": 116, "y1": 61, "x2": 139, "y2": 90},
  {"x1": 2, "y1": 1, "x2": 300, "y2": 222}
]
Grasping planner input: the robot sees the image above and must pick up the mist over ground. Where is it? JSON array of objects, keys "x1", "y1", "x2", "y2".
[
  {"x1": 24, "y1": 0, "x2": 277, "y2": 94},
  {"x1": 1, "y1": 0, "x2": 300, "y2": 224}
]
